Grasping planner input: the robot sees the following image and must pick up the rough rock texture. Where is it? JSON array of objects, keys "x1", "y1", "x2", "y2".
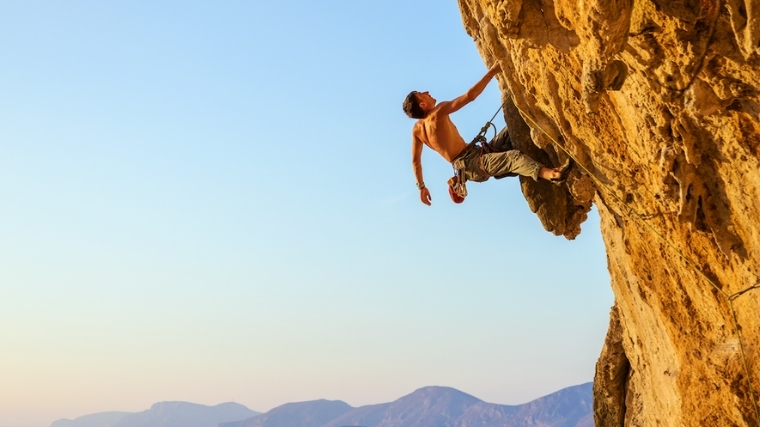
[{"x1": 457, "y1": 1, "x2": 760, "y2": 426}]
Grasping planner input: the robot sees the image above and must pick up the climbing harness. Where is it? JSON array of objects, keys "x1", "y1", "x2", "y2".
[
  {"x1": 505, "y1": 93, "x2": 760, "y2": 425},
  {"x1": 448, "y1": 100, "x2": 509, "y2": 203}
]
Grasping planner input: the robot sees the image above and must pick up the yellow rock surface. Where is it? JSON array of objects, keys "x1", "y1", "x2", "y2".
[{"x1": 457, "y1": 1, "x2": 760, "y2": 425}]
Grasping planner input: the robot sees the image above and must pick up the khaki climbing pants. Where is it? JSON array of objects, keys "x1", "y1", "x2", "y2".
[{"x1": 452, "y1": 145, "x2": 544, "y2": 182}]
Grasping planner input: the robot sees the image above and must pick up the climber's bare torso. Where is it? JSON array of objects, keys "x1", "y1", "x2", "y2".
[{"x1": 412, "y1": 98, "x2": 468, "y2": 163}]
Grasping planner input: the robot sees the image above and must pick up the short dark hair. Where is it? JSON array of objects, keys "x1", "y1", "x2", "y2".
[{"x1": 402, "y1": 91, "x2": 425, "y2": 119}]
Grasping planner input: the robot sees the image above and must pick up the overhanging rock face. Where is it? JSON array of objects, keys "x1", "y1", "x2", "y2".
[{"x1": 457, "y1": 1, "x2": 760, "y2": 425}]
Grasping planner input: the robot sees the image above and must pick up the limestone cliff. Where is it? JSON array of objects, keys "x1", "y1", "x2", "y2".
[{"x1": 456, "y1": 1, "x2": 760, "y2": 425}]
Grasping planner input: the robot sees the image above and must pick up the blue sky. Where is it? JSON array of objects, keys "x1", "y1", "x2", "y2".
[{"x1": 0, "y1": 2, "x2": 613, "y2": 426}]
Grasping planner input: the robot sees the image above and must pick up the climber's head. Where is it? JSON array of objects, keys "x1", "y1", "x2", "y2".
[{"x1": 403, "y1": 91, "x2": 436, "y2": 119}]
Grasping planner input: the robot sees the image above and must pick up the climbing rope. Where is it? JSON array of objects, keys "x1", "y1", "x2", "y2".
[
  {"x1": 506, "y1": 95, "x2": 760, "y2": 425},
  {"x1": 471, "y1": 100, "x2": 508, "y2": 145}
]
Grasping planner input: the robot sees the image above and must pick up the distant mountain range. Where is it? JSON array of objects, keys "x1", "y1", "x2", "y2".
[{"x1": 51, "y1": 382, "x2": 592, "y2": 427}]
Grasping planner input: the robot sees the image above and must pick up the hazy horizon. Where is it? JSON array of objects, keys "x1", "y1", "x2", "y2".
[
  {"x1": 1, "y1": 2, "x2": 613, "y2": 427},
  {"x1": 4, "y1": 382, "x2": 598, "y2": 427},
  {"x1": 32, "y1": 382, "x2": 595, "y2": 427}
]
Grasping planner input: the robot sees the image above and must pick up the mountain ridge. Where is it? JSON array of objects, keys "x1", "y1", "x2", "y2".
[{"x1": 52, "y1": 382, "x2": 591, "y2": 427}]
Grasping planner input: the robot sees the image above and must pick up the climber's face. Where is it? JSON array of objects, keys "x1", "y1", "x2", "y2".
[{"x1": 416, "y1": 91, "x2": 436, "y2": 111}]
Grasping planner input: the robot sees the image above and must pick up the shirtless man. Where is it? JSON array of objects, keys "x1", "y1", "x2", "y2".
[{"x1": 402, "y1": 63, "x2": 562, "y2": 206}]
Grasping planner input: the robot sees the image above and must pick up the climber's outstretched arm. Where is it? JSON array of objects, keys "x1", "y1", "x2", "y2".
[{"x1": 437, "y1": 62, "x2": 501, "y2": 116}]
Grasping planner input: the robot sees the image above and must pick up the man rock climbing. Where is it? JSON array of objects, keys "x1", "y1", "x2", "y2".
[{"x1": 403, "y1": 62, "x2": 564, "y2": 206}]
